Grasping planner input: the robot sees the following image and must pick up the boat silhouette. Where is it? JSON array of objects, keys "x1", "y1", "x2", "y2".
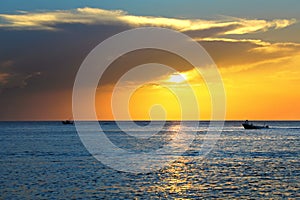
[
  {"x1": 62, "y1": 120, "x2": 74, "y2": 125},
  {"x1": 242, "y1": 120, "x2": 269, "y2": 129}
]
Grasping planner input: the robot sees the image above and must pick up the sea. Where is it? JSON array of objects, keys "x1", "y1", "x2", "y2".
[{"x1": 0, "y1": 121, "x2": 299, "y2": 199}]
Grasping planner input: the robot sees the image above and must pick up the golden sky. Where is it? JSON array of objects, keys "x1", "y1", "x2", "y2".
[{"x1": 0, "y1": 5, "x2": 299, "y2": 120}]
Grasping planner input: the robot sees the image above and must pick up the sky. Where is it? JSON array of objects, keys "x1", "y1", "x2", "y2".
[{"x1": 0, "y1": 1, "x2": 299, "y2": 120}]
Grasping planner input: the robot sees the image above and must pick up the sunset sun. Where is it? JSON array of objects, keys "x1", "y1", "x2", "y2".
[{"x1": 167, "y1": 73, "x2": 187, "y2": 83}]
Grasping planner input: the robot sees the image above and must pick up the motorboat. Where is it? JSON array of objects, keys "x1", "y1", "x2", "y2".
[
  {"x1": 242, "y1": 121, "x2": 269, "y2": 129},
  {"x1": 62, "y1": 120, "x2": 74, "y2": 125}
]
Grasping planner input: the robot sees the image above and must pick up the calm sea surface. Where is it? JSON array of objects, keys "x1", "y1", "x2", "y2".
[{"x1": 0, "y1": 121, "x2": 299, "y2": 199}]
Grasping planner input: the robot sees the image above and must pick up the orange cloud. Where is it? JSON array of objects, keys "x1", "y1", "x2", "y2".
[{"x1": 0, "y1": 73, "x2": 10, "y2": 85}]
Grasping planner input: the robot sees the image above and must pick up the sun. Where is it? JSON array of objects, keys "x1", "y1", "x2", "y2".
[{"x1": 167, "y1": 73, "x2": 187, "y2": 83}]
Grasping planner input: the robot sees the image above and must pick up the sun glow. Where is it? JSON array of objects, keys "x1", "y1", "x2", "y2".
[{"x1": 167, "y1": 73, "x2": 188, "y2": 83}]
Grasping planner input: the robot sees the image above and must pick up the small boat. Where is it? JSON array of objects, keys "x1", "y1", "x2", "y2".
[
  {"x1": 242, "y1": 120, "x2": 269, "y2": 129},
  {"x1": 62, "y1": 120, "x2": 74, "y2": 125}
]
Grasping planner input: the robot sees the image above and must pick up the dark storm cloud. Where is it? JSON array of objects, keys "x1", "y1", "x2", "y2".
[
  {"x1": 0, "y1": 23, "x2": 131, "y2": 119},
  {"x1": 0, "y1": 23, "x2": 130, "y2": 91}
]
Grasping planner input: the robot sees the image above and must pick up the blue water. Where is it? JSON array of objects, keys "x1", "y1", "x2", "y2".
[{"x1": 0, "y1": 121, "x2": 299, "y2": 199}]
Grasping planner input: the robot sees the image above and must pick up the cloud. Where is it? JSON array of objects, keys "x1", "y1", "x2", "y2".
[
  {"x1": 220, "y1": 16, "x2": 296, "y2": 34},
  {"x1": 0, "y1": 7, "x2": 296, "y2": 35},
  {"x1": 0, "y1": 57, "x2": 43, "y2": 90},
  {"x1": 0, "y1": 73, "x2": 10, "y2": 85},
  {"x1": 249, "y1": 42, "x2": 300, "y2": 54},
  {"x1": 196, "y1": 37, "x2": 270, "y2": 46},
  {"x1": 0, "y1": 8, "x2": 127, "y2": 30},
  {"x1": 199, "y1": 36, "x2": 300, "y2": 70},
  {"x1": 0, "y1": 60, "x2": 15, "y2": 68},
  {"x1": 0, "y1": 71, "x2": 41, "y2": 90}
]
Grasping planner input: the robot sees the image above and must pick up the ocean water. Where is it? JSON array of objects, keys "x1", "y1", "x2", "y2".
[{"x1": 0, "y1": 121, "x2": 299, "y2": 199}]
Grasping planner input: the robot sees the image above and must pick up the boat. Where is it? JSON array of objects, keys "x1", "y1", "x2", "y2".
[
  {"x1": 242, "y1": 120, "x2": 269, "y2": 129},
  {"x1": 62, "y1": 120, "x2": 74, "y2": 125}
]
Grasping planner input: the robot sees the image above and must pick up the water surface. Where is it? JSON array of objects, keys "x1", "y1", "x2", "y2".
[{"x1": 0, "y1": 121, "x2": 299, "y2": 199}]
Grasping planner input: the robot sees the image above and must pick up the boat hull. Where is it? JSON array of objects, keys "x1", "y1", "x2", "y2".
[
  {"x1": 242, "y1": 123, "x2": 269, "y2": 129},
  {"x1": 62, "y1": 120, "x2": 74, "y2": 125}
]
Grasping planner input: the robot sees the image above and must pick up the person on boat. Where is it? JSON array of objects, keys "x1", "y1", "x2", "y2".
[{"x1": 245, "y1": 120, "x2": 253, "y2": 126}]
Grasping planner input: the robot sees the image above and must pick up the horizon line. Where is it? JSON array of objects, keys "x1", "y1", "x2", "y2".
[{"x1": 0, "y1": 119, "x2": 299, "y2": 122}]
